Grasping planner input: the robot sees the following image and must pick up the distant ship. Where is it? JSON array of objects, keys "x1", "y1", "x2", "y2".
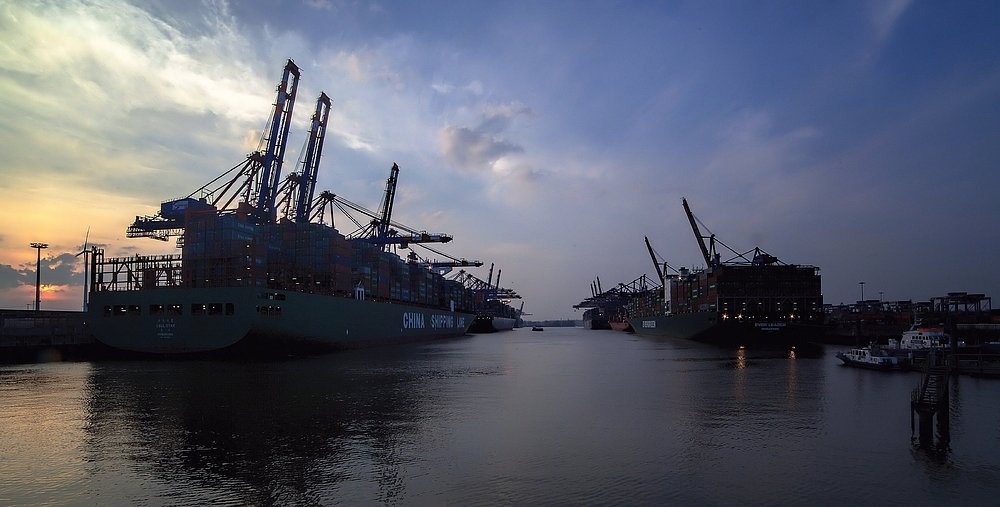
[
  {"x1": 87, "y1": 60, "x2": 500, "y2": 354},
  {"x1": 469, "y1": 311, "x2": 518, "y2": 333},
  {"x1": 462, "y1": 264, "x2": 522, "y2": 333},
  {"x1": 573, "y1": 277, "x2": 614, "y2": 330},
  {"x1": 574, "y1": 275, "x2": 648, "y2": 332},
  {"x1": 607, "y1": 306, "x2": 633, "y2": 333},
  {"x1": 628, "y1": 199, "x2": 824, "y2": 348},
  {"x1": 581, "y1": 308, "x2": 611, "y2": 330}
]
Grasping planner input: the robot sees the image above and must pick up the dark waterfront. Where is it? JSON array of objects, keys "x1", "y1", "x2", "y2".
[{"x1": 2, "y1": 328, "x2": 1000, "y2": 506}]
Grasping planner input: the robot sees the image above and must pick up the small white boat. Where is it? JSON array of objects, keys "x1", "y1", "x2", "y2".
[
  {"x1": 887, "y1": 324, "x2": 964, "y2": 351},
  {"x1": 836, "y1": 346, "x2": 899, "y2": 370}
]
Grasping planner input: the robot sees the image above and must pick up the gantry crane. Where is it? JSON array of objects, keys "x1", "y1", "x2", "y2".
[
  {"x1": 307, "y1": 164, "x2": 454, "y2": 248},
  {"x1": 127, "y1": 59, "x2": 302, "y2": 240},
  {"x1": 683, "y1": 197, "x2": 718, "y2": 268},
  {"x1": 274, "y1": 92, "x2": 332, "y2": 223},
  {"x1": 682, "y1": 198, "x2": 781, "y2": 267},
  {"x1": 255, "y1": 60, "x2": 300, "y2": 219},
  {"x1": 451, "y1": 268, "x2": 521, "y2": 302},
  {"x1": 645, "y1": 236, "x2": 665, "y2": 284}
]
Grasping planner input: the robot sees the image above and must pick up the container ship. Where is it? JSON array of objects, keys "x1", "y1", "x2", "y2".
[
  {"x1": 629, "y1": 199, "x2": 824, "y2": 348},
  {"x1": 574, "y1": 276, "x2": 643, "y2": 331},
  {"x1": 574, "y1": 277, "x2": 613, "y2": 330},
  {"x1": 456, "y1": 264, "x2": 522, "y2": 333},
  {"x1": 581, "y1": 308, "x2": 612, "y2": 330},
  {"x1": 87, "y1": 60, "x2": 487, "y2": 354}
]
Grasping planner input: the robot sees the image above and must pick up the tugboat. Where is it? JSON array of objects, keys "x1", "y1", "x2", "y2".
[{"x1": 836, "y1": 346, "x2": 900, "y2": 370}]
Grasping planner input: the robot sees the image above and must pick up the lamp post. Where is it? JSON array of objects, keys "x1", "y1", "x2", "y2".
[{"x1": 30, "y1": 242, "x2": 48, "y2": 311}]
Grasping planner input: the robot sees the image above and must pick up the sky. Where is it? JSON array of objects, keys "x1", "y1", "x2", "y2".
[{"x1": 1, "y1": 0, "x2": 998, "y2": 319}]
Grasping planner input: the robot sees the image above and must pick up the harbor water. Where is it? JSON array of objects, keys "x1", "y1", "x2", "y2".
[{"x1": 2, "y1": 327, "x2": 1000, "y2": 506}]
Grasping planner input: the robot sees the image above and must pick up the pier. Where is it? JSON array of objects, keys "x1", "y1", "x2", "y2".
[{"x1": 910, "y1": 352, "x2": 950, "y2": 451}]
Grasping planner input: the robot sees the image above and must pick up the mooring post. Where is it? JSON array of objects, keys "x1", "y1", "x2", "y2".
[
  {"x1": 918, "y1": 410, "x2": 934, "y2": 447},
  {"x1": 936, "y1": 374, "x2": 951, "y2": 447}
]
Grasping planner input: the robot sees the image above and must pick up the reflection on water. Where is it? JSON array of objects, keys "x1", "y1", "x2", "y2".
[
  {"x1": 81, "y1": 350, "x2": 471, "y2": 505},
  {"x1": 0, "y1": 363, "x2": 91, "y2": 505},
  {"x1": 3, "y1": 329, "x2": 1000, "y2": 505}
]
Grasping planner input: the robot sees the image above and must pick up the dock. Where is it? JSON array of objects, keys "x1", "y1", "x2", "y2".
[
  {"x1": 904, "y1": 351, "x2": 1000, "y2": 377},
  {"x1": 0, "y1": 310, "x2": 93, "y2": 362}
]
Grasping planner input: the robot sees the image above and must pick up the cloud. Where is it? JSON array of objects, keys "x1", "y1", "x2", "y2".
[
  {"x1": 0, "y1": 263, "x2": 27, "y2": 289},
  {"x1": 0, "y1": 0, "x2": 285, "y2": 209},
  {"x1": 869, "y1": 0, "x2": 912, "y2": 42},
  {"x1": 431, "y1": 82, "x2": 455, "y2": 94},
  {"x1": 440, "y1": 126, "x2": 522, "y2": 171},
  {"x1": 304, "y1": 0, "x2": 336, "y2": 11},
  {"x1": 464, "y1": 80, "x2": 484, "y2": 96},
  {"x1": 439, "y1": 103, "x2": 531, "y2": 172},
  {"x1": 431, "y1": 80, "x2": 484, "y2": 97},
  {"x1": 43, "y1": 253, "x2": 86, "y2": 286},
  {"x1": 0, "y1": 1, "x2": 269, "y2": 120},
  {"x1": 0, "y1": 251, "x2": 86, "y2": 289}
]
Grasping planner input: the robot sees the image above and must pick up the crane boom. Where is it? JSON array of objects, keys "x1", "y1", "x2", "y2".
[
  {"x1": 683, "y1": 197, "x2": 713, "y2": 267},
  {"x1": 312, "y1": 181, "x2": 452, "y2": 245},
  {"x1": 644, "y1": 236, "x2": 665, "y2": 283},
  {"x1": 295, "y1": 92, "x2": 331, "y2": 223},
  {"x1": 256, "y1": 59, "x2": 300, "y2": 220},
  {"x1": 375, "y1": 163, "x2": 400, "y2": 250}
]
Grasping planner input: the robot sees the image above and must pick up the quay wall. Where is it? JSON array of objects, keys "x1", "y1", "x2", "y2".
[{"x1": 0, "y1": 310, "x2": 93, "y2": 362}]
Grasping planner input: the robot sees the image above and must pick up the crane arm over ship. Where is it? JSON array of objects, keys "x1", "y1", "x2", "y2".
[
  {"x1": 127, "y1": 59, "x2": 303, "y2": 241},
  {"x1": 645, "y1": 236, "x2": 665, "y2": 284},
  {"x1": 451, "y1": 268, "x2": 521, "y2": 301},
  {"x1": 306, "y1": 164, "x2": 454, "y2": 247},
  {"x1": 681, "y1": 198, "x2": 786, "y2": 267},
  {"x1": 683, "y1": 197, "x2": 719, "y2": 268},
  {"x1": 406, "y1": 243, "x2": 483, "y2": 275}
]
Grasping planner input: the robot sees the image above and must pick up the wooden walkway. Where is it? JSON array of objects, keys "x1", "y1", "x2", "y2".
[{"x1": 911, "y1": 358, "x2": 950, "y2": 449}]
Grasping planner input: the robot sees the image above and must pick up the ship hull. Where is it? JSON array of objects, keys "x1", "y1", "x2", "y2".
[
  {"x1": 582, "y1": 308, "x2": 611, "y2": 330},
  {"x1": 628, "y1": 312, "x2": 822, "y2": 348},
  {"x1": 468, "y1": 315, "x2": 516, "y2": 333},
  {"x1": 583, "y1": 317, "x2": 611, "y2": 330},
  {"x1": 609, "y1": 321, "x2": 633, "y2": 332},
  {"x1": 90, "y1": 287, "x2": 474, "y2": 354}
]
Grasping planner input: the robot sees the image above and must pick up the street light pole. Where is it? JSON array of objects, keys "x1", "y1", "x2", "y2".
[{"x1": 30, "y1": 242, "x2": 48, "y2": 311}]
